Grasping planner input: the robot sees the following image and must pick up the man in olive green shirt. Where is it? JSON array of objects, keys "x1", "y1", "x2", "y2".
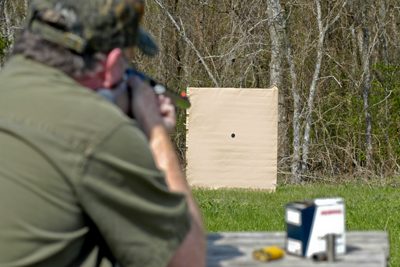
[{"x1": 0, "y1": 0, "x2": 205, "y2": 266}]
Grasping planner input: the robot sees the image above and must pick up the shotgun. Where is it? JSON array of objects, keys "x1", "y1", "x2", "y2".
[{"x1": 125, "y1": 69, "x2": 191, "y2": 109}]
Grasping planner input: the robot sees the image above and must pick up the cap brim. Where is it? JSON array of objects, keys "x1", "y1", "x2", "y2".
[{"x1": 136, "y1": 27, "x2": 158, "y2": 57}]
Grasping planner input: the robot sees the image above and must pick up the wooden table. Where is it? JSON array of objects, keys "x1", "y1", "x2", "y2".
[{"x1": 207, "y1": 231, "x2": 389, "y2": 267}]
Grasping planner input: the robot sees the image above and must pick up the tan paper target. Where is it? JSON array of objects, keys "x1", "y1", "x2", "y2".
[{"x1": 186, "y1": 87, "x2": 278, "y2": 190}]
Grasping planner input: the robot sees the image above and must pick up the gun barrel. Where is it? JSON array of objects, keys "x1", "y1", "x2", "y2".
[{"x1": 125, "y1": 69, "x2": 191, "y2": 109}]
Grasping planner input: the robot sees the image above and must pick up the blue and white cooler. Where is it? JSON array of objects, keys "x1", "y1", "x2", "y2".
[{"x1": 285, "y1": 198, "x2": 346, "y2": 258}]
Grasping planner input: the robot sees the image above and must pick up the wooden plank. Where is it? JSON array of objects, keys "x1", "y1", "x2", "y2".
[
  {"x1": 207, "y1": 231, "x2": 389, "y2": 267},
  {"x1": 207, "y1": 247, "x2": 385, "y2": 267}
]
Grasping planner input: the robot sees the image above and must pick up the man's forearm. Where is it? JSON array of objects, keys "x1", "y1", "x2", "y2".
[
  {"x1": 149, "y1": 125, "x2": 206, "y2": 267},
  {"x1": 149, "y1": 125, "x2": 203, "y2": 228},
  {"x1": 129, "y1": 77, "x2": 205, "y2": 265}
]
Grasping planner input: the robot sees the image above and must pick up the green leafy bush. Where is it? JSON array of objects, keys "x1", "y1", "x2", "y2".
[{"x1": 0, "y1": 36, "x2": 7, "y2": 58}]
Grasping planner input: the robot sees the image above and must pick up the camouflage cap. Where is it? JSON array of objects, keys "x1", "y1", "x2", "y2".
[{"x1": 26, "y1": 0, "x2": 158, "y2": 56}]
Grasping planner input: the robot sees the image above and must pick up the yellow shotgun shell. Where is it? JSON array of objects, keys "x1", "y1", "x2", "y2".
[{"x1": 253, "y1": 246, "x2": 285, "y2": 262}]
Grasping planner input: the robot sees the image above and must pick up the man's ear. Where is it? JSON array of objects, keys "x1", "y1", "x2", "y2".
[{"x1": 102, "y1": 48, "x2": 124, "y2": 89}]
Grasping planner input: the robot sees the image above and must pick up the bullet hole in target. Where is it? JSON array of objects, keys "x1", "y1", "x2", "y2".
[{"x1": 231, "y1": 133, "x2": 236, "y2": 138}]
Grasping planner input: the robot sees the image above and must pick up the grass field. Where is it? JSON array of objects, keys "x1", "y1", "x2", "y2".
[{"x1": 193, "y1": 185, "x2": 400, "y2": 266}]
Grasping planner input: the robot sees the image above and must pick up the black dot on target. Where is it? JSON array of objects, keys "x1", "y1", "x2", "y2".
[{"x1": 231, "y1": 133, "x2": 236, "y2": 138}]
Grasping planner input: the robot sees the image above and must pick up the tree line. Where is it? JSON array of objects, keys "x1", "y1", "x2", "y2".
[{"x1": 2, "y1": 0, "x2": 400, "y2": 184}]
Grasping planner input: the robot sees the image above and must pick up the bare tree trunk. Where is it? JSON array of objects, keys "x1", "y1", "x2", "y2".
[
  {"x1": 283, "y1": 6, "x2": 301, "y2": 183},
  {"x1": 349, "y1": 0, "x2": 359, "y2": 78},
  {"x1": 301, "y1": 0, "x2": 347, "y2": 177},
  {"x1": 8, "y1": 0, "x2": 18, "y2": 50},
  {"x1": 377, "y1": 1, "x2": 390, "y2": 146},
  {"x1": 267, "y1": 0, "x2": 289, "y2": 173},
  {"x1": 3, "y1": 0, "x2": 12, "y2": 41},
  {"x1": 360, "y1": 0, "x2": 372, "y2": 169},
  {"x1": 267, "y1": 0, "x2": 284, "y2": 89},
  {"x1": 301, "y1": 0, "x2": 326, "y2": 174}
]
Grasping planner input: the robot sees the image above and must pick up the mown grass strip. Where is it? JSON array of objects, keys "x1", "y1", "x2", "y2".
[{"x1": 193, "y1": 185, "x2": 400, "y2": 266}]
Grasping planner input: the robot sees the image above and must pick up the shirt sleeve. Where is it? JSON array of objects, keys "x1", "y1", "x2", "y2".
[{"x1": 76, "y1": 123, "x2": 191, "y2": 267}]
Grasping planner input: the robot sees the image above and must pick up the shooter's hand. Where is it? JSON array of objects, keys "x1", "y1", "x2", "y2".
[
  {"x1": 158, "y1": 94, "x2": 176, "y2": 134},
  {"x1": 128, "y1": 76, "x2": 176, "y2": 137}
]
